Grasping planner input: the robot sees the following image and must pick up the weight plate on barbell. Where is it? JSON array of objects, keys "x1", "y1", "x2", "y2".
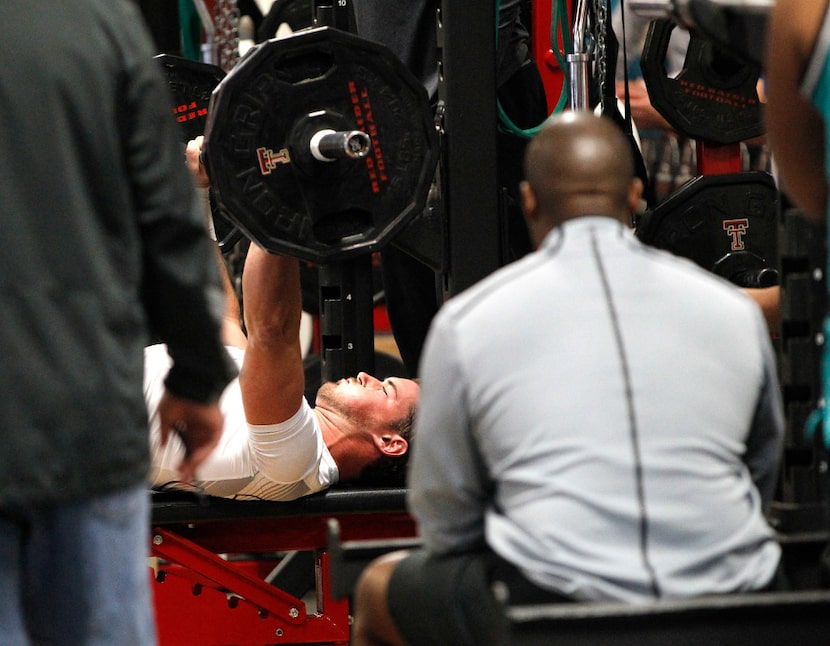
[{"x1": 203, "y1": 27, "x2": 439, "y2": 264}]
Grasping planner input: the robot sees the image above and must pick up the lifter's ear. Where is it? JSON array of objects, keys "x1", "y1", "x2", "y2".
[{"x1": 375, "y1": 434, "x2": 408, "y2": 457}]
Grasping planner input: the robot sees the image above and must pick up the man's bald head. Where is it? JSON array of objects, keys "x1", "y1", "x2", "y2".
[{"x1": 520, "y1": 112, "x2": 643, "y2": 247}]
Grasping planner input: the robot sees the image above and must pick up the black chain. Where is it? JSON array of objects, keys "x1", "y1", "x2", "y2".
[{"x1": 214, "y1": 0, "x2": 240, "y2": 72}]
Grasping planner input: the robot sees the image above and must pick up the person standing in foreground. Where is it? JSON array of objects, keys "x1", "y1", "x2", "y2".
[
  {"x1": 0, "y1": 2, "x2": 236, "y2": 644},
  {"x1": 765, "y1": 0, "x2": 830, "y2": 435},
  {"x1": 352, "y1": 112, "x2": 785, "y2": 646}
]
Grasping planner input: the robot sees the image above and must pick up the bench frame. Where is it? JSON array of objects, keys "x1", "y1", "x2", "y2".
[
  {"x1": 151, "y1": 488, "x2": 830, "y2": 645},
  {"x1": 150, "y1": 488, "x2": 415, "y2": 646}
]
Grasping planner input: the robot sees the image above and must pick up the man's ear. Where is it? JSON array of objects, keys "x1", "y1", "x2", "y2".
[
  {"x1": 374, "y1": 434, "x2": 408, "y2": 457},
  {"x1": 520, "y1": 180, "x2": 545, "y2": 250},
  {"x1": 520, "y1": 180, "x2": 537, "y2": 224},
  {"x1": 627, "y1": 177, "x2": 644, "y2": 216}
]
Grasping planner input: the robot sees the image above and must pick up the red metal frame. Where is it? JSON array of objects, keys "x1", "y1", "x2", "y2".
[
  {"x1": 151, "y1": 509, "x2": 416, "y2": 645},
  {"x1": 696, "y1": 141, "x2": 744, "y2": 176},
  {"x1": 532, "y1": 0, "x2": 570, "y2": 113}
]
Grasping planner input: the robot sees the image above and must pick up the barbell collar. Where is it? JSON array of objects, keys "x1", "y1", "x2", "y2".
[
  {"x1": 310, "y1": 129, "x2": 372, "y2": 162},
  {"x1": 567, "y1": 53, "x2": 593, "y2": 112}
]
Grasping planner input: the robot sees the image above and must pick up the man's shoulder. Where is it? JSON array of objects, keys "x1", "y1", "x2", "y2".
[{"x1": 437, "y1": 253, "x2": 544, "y2": 322}]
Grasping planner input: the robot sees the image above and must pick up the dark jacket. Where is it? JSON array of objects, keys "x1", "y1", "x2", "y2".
[{"x1": 0, "y1": 0, "x2": 236, "y2": 509}]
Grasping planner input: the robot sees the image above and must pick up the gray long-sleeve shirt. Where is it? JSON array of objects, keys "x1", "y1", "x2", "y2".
[{"x1": 410, "y1": 217, "x2": 783, "y2": 602}]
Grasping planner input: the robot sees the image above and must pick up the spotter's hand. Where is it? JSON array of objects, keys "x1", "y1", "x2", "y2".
[
  {"x1": 157, "y1": 389, "x2": 224, "y2": 483},
  {"x1": 186, "y1": 136, "x2": 210, "y2": 188}
]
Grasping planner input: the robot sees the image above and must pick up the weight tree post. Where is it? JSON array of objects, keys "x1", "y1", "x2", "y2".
[
  {"x1": 440, "y1": 1, "x2": 501, "y2": 296},
  {"x1": 319, "y1": 256, "x2": 376, "y2": 383},
  {"x1": 314, "y1": 4, "x2": 376, "y2": 384}
]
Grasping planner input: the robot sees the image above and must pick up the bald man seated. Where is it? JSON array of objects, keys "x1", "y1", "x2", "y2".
[
  {"x1": 351, "y1": 113, "x2": 785, "y2": 646},
  {"x1": 145, "y1": 232, "x2": 419, "y2": 500}
]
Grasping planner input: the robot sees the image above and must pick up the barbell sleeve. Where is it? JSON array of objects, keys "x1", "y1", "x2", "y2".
[{"x1": 310, "y1": 129, "x2": 372, "y2": 162}]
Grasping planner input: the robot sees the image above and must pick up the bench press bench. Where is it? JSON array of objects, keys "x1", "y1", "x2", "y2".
[
  {"x1": 151, "y1": 486, "x2": 830, "y2": 645},
  {"x1": 149, "y1": 486, "x2": 415, "y2": 646}
]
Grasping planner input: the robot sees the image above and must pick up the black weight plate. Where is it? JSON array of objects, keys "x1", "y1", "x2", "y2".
[
  {"x1": 636, "y1": 171, "x2": 778, "y2": 278},
  {"x1": 686, "y1": 2, "x2": 769, "y2": 69},
  {"x1": 640, "y1": 20, "x2": 763, "y2": 144},
  {"x1": 155, "y1": 54, "x2": 226, "y2": 144},
  {"x1": 203, "y1": 27, "x2": 439, "y2": 264},
  {"x1": 258, "y1": 0, "x2": 313, "y2": 41}
]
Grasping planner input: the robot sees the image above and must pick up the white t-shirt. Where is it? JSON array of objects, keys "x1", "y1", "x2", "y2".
[{"x1": 144, "y1": 344, "x2": 339, "y2": 500}]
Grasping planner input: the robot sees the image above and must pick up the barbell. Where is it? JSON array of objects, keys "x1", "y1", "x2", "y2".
[{"x1": 158, "y1": 26, "x2": 439, "y2": 265}]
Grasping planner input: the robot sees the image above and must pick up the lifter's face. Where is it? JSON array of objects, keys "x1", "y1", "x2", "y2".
[{"x1": 315, "y1": 373, "x2": 419, "y2": 429}]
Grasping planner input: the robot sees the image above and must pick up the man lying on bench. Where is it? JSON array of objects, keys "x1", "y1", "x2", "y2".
[{"x1": 143, "y1": 140, "x2": 420, "y2": 501}]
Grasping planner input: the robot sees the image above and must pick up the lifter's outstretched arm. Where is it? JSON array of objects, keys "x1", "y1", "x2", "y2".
[
  {"x1": 183, "y1": 135, "x2": 302, "y2": 423},
  {"x1": 184, "y1": 136, "x2": 247, "y2": 350},
  {"x1": 239, "y1": 243, "x2": 305, "y2": 424}
]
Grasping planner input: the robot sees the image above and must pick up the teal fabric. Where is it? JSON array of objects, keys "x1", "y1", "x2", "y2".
[{"x1": 179, "y1": 0, "x2": 202, "y2": 61}]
